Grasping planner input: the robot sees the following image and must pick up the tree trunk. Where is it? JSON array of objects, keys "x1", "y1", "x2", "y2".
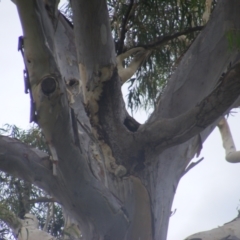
[
  {"x1": 1, "y1": 0, "x2": 240, "y2": 239},
  {"x1": 141, "y1": 1, "x2": 240, "y2": 238}
]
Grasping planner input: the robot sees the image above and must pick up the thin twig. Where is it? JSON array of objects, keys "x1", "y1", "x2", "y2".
[{"x1": 125, "y1": 26, "x2": 204, "y2": 52}]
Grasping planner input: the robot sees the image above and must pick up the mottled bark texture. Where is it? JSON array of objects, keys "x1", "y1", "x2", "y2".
[{"x1": 1, "y1": 0, "x2": 240, "y2": 239}]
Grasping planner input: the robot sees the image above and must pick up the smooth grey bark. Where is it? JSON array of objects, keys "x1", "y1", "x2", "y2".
[
  {"x1": 1, "y1": 0, "x2": 240, "y2": 240},
  {"x1": 15, "y1": 0, "x2": 129, "y2": 239}
]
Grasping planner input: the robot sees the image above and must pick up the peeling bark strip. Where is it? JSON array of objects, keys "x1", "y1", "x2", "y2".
[
  {"x1": 71, "y1": 0, "x2": 116, "y2": 128},
  {"x1": 71, "y1": 0, "x2": 129, "y2": 177}
]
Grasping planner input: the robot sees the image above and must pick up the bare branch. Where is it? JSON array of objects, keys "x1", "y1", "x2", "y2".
[
  {"x1": 117, "y1": 0, "x2": 134, "y2": 55},
  {"x1": 117, "y1": 47, "x2": 151, "y2": 83},
  {"x1": 125, "y1": 26, "x2": 204, "y2": 51},
  {"x1": 217, "y1": 117, "x2": 240, "y2": 163},
  {"x1": 202, "y1": 0, "x2": 214, "y2": 24},
  {"x1": 137, "y1": 61, "x2": 240, "y2": 152},
  {"x1": 116, "y1": 26, "x2": 203, "y2": 83},
  {"x1": 43, "y1": 202, "x2": 54, "y2": 232}
]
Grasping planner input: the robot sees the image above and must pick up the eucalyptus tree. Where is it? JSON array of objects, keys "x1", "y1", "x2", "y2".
[{"x1": 1, "y1": 0, "x2": 240, "y2": 240}]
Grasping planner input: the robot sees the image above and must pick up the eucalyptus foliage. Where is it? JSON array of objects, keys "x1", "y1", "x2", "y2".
[
  {"x1": 62, "y1": 0, "x2": 216, "y2": 112},
  {"x1": 0, "y1": 125, "x2": 63, "y2": 239}
]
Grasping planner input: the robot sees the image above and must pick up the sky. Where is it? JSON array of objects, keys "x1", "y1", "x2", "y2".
[{"x1": 1, "y1": 1, "x2": 240, "y2": 240}]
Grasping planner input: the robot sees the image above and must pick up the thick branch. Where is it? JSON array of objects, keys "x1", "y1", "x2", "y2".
[
  {"x1": 137, "y1": 61, "x2": 240, "y2": 151},
  {"x1": 71, "y1": 0, "x2": 115, "y2": 78},
  {"x1": 136, "y1": 1, "x2": 240, "y2": 239},
  {"x1": 15, "y1": 1, "x2": 130, "y2": 238},
  {"x1": 0, "y1": 135, "x2": 57, "y2": 193},
  {"x1": 150, "y1": 0, "x2": 240, "y2": 121},
  {"x1": 117, "y1": 47, "x2": 151, "y2": 83},
  {"x1": 71, "y1": 0, "x2": 117, "y2": 127},
  {"x1": 202, "y1": 0, "x2": 214, "y2": 24},
  {"x1": 71, "y1": 0, "x2": 115, "y2": 68},
  {"x1": 186, "y1": 214, "x2": 240, "y2": 239}
]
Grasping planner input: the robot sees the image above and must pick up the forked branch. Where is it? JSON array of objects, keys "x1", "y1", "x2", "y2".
[{"x1": 117, "y1": 26, "x2": 203, "y2": 84}]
